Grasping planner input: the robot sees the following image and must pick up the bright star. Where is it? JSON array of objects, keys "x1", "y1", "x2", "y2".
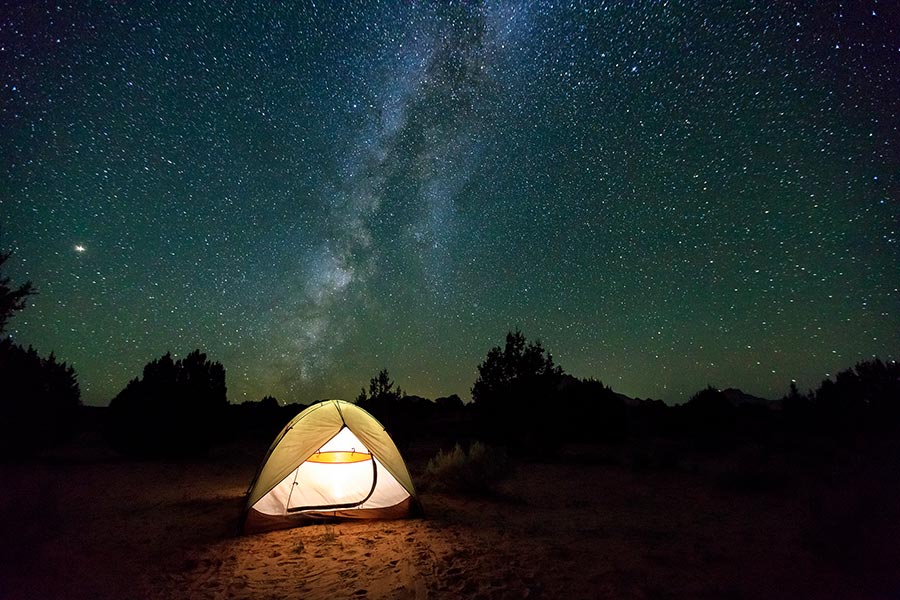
[{"x1": 75, "y1": 244, "x2": 86, "y2": 253}]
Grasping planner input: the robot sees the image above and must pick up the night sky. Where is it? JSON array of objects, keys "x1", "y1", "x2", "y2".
[{"x1": 2, "y1": 1, "x2": 898, "y2": 406}]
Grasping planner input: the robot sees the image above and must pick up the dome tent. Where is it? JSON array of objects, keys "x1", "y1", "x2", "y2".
[{"x1": 242, "y1": 399, "x2": 421, "y2": 534}]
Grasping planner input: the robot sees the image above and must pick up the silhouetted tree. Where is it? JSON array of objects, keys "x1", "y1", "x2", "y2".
[
  {"x1": 107, "y1": 350, "x2": 227, "y2": 456},
  {"x1": 258, "y1": 395, "x2": 279, "y2": 410},
  {"x1": 226, "y1": 395, "x2": 285, "y2": 439},
  {"x1": 785, "y1": 381, "x2": 802, "y2": 403},
  {"x1": 435, "y1": 394, "x2": 464, "y2": 412},
  {"x1": 682, "y1": 385, "x2": 736, "y2": 442},
  {"x1": 630, "y1": 397, "x2": 672, "y2": 437},
  {"x1": 472, "y1": 331, "x2": 563, "y2": 405},
  {"x1": 471, "y1": 330, "x2": 564, "y2": 449},
  {"x1": 813, "y1": 358, "x2": 900, "y2": 433},
  {"x1": 0, "y1": 340, "x2": 81, "y2": 454},
  {"x1": 854, "y1": 358, "x2": 900, "y2": 428},
  {"x1": 0, "y1": 253, "x2": 81, "y2": 454},
  {"x1": 558, "y1": 377, "x2": 628, "y2": 442},
  {"x1": 357, "y1": 368, "x2": 404, "y2": 405},
  {"x1": 686, "y1": 385, "x2": 731, "y2": 411},
  {"x1": 781, "y1": 380, "x2": 813, "y2": 431},
  {"x1": 355, "y1": 368, "x2": 424, "y2": 449},
  {"x1": 0, "y1": 251, "x2": 34, "y2": 334}
]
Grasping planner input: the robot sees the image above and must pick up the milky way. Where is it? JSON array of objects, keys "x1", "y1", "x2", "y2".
[{"x1": 2, "y1": 1, "x2": 898, "y2": 405}]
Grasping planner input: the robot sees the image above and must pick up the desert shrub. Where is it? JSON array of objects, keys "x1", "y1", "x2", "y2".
[{"x1": 420, "y1": 441, "x2": 510, "y2": 495}]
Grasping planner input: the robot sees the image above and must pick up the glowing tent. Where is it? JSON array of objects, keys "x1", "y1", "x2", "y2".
[{"x1": 242, "y1": 399, "x2": 421, "y2": 533}]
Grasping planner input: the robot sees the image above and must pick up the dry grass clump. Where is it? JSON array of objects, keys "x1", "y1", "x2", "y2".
[{"x1": 420, "y1": 441, "x2": 510, "y2": 495}]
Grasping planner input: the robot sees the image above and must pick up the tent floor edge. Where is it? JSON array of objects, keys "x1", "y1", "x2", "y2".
[{"x1": 242, "y1": 496, "x2": 419, "y2": 535}]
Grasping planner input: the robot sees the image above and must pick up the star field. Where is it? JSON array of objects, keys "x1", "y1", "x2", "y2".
[{"x1": 2, "y1": 1, "x2": 898, "y2": 405}]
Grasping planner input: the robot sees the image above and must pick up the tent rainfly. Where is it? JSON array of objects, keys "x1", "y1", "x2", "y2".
[{"x1": 242, "y1": 399, "x2": 421, "y2": 533}]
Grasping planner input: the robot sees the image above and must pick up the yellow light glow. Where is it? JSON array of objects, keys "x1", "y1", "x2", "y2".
[{"x1": 306, "y1": 451, "x2": 373, "y2": 464}]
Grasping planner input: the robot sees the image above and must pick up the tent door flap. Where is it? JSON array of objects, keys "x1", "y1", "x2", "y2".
[{"x1": 286, "y1": 453, "x2": 378, "y2": 513}]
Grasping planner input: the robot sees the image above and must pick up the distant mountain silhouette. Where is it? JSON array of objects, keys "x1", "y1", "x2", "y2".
[
  {"x1": 592, "y1": 389, "x2": 771, "y2": 409},
  {"x1": 720, "y1": 388, "x2": 773, "y2": 407},
  {"x1": 617, "y1": 393, "x2": 651, "y2": 407}
]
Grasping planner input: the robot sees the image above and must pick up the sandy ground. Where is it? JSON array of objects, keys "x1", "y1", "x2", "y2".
[{"x1": 2, "y1": 436, "x2": 899, "y2": 599}]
